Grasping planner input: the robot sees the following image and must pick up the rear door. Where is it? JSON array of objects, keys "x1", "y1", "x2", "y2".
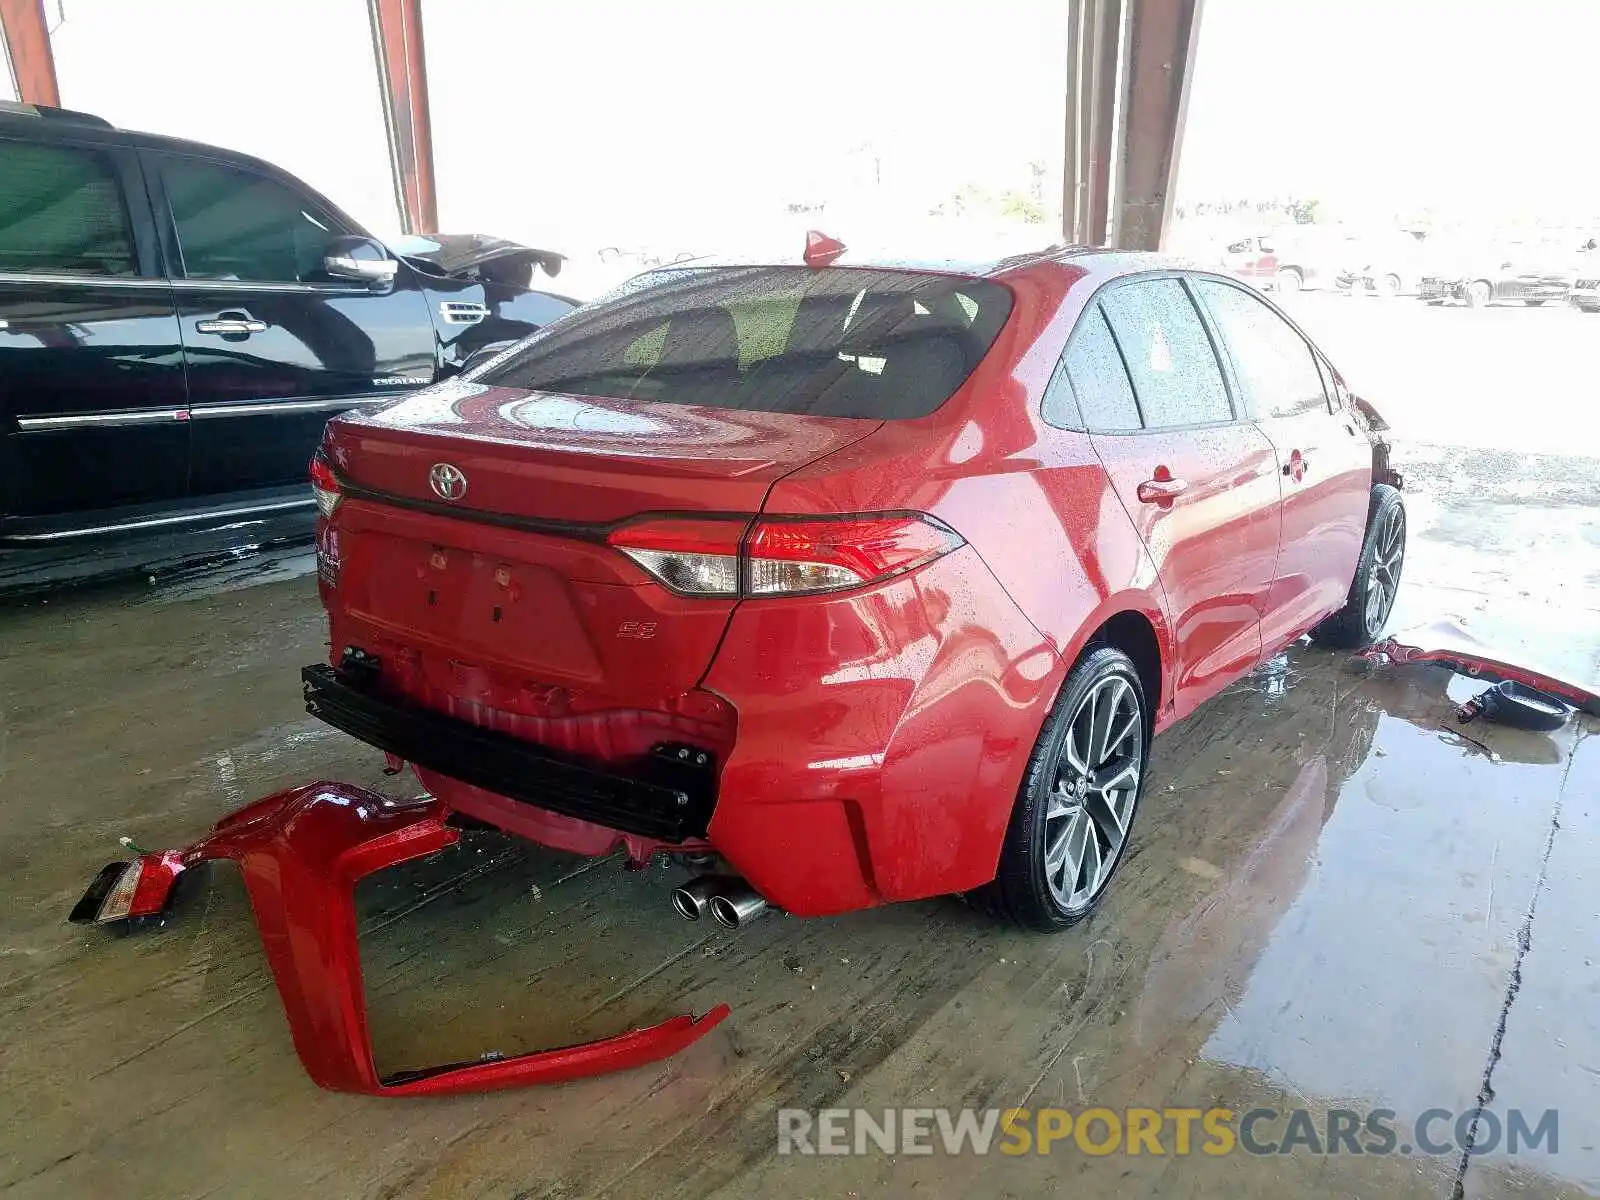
[
  {"x1": 1079, "y1": 277, "x2": 1282, "y2": 719},
  {"x1": 150, "y1": 152, "x2": 435, "y2": 497},
  {"x1": 1191, "y1": 277, "x2": 1370, "y2": 652},
  {"x1": 0, "y1": 134, "x2": 189, "y2": 533}
]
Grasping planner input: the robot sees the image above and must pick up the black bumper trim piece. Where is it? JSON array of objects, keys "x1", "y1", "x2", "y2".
[{"x1": 301, "y1": 663, "x2": 716, "y2": 842}]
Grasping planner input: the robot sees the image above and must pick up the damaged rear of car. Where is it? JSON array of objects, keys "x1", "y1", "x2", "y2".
[{"x1": 307, "y1": 261, "x2": 1028, "y2": 919}]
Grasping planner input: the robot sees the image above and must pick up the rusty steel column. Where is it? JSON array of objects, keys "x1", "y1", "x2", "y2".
[
  {"x1": 0, "y1": 0, "x2": 60, "y2": 107},
  {"x1": 368, "y1": 0, "x2": 438, "y2": 234},
  {"x1": 1114, "y1": 0, "x2": 1203, "y2": 251}
]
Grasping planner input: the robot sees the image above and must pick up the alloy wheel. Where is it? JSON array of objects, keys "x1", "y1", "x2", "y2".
[
  {"x1": 1043, "y1": 674, "x2": 1143, "y2": 912},
  {"x1": 1365, "y1": 504, "x2": 1406, "y2": 632}
]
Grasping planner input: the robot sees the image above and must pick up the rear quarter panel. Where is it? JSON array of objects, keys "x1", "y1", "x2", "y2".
[
  {"x1": 721, "y1": 260, "x2": 1174, "y2": 907},
  {"x1": 766, "y1": 259, "x2": 1175, "y2": 711}
]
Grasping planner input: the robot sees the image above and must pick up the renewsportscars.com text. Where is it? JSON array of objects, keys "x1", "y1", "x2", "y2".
[{"x1": 777, "y1": 1106, "x2": 1559, "y2": 1158}]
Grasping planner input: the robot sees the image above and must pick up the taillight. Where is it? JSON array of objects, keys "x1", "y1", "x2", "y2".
[
  {"x1": 607, "y1": 513, "x2": 963, "y2": 598},
  {"x1": 744, "y1": 515, "x2": 962, "y2": 594},
  {"x1": 608, "y1": 518, "x2": 742, "y2": 597},
  {"x1": 309, "y1": 454, "x2": 342, "y2": 518}
]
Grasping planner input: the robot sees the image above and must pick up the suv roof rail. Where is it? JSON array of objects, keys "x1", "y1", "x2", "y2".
[{"x1": 0, "y1": 100, "x2": 114, "y2": 129}]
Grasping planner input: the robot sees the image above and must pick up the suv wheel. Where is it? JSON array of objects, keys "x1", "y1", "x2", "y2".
[
  {"x1": 977, "y1": 646, "x2": 1148, "y2": 930},
  {"x1": 1465, "y1": 280, "x2": 1493, "y2": 308},
  {"x1": 1312, "y1": 484, "x2": 1406, "y2": 649},
  {"x1": 1275, "y1": 267, "x2": 1303, "y2": 295}
]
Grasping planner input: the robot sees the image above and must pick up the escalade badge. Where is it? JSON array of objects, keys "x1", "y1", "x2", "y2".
[{"x1": 429, "y1": 462, "x2": 468, "y2": 501}]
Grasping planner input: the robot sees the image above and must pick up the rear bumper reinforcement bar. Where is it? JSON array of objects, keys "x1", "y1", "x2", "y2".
[{"x1": 302, "y1": 662, "x2": 717, "y2": 842}]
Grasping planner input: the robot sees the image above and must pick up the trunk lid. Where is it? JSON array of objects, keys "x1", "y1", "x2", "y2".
[
  {"x1": 320, "y1": 382, "x2": 879, "y2": 710},
  {"x1": 323, "y1": 380, "x2": 875, "y2": 526}
]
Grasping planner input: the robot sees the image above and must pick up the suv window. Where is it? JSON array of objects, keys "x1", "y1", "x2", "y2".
[
  {"x1": 1062, "y1": 305, "x2": 1140, "y2": 431},
  {"x1": 1194, "y1": 279, "x2": 1328, "y2": 418},
  {"x1": 482, "y1": 266, "x2": 1014, "y2": 420},
  {"x1": 0, "y1": 140, "x2": 137, "y2": 276},
  {"x1": 162, "y1": 157, "x2": 341, "y2": 283},
  {"x1": 1100, "y1": 278, "x2": 1232, "y2": 428}
]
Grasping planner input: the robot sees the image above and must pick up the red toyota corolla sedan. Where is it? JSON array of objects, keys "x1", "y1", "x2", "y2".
[{"x1": 305, "y1": 242, "x2": 1405, "y2": 931}]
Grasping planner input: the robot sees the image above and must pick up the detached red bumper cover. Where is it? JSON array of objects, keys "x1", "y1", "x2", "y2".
[
  {"x1": 1361, "y1": 617, "x2": 1600, "y2": 716},
  {"x1": 70, "y1": 782, "x2": 728, "y2": 1096}
]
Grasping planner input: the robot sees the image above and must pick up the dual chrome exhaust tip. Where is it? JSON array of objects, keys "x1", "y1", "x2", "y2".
[{"x1": 672, "y1": 875, "x2": 770, "y2": 929}]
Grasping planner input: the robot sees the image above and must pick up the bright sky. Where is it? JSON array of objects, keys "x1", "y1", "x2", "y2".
[
  {"x1": 1181, "y1": 0, "x2": 1600, "y2": 224},
  {"x1": 35, "y1": 0, "x2": 1600, "y2": 249}
]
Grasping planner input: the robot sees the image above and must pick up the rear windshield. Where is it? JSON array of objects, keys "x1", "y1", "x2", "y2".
[{"x1": 479, "y1": 266, "x2": 1014, "y2": 419}]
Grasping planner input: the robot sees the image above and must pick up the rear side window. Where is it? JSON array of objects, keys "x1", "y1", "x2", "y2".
[
  {"x1": 0, "y1": 140, "x2": 136, "y2": 276},
  {"x1": 1061, "y1": 306, "x2": 1140, "y2": 430},
  {"x1": 162, "y1": 157, "x2": 341, "y2": 283},
  {"x1": 1100, "y1": 279, "x2": 1232, "y2": 428},
  {"x1": 481, "y1": 266, "x2": 1013, "y2": 419},
  {"x1": 1194, "y1": 279, "x2": 1328, "y2": 418}
]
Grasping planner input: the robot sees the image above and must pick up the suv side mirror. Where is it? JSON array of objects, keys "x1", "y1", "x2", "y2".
[{"x1": 323, "y1": 235, "x2": 398, "y2": 287}]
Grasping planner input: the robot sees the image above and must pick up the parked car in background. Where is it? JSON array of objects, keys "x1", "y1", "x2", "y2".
[
  {"x1": 304, "y1": 241, "x2": 1405, "y2": 931},
  {"x1": 1570, "y1": 240, "x2": 1600, "y2": 313},
  {"x1": 1346, "y1": 229, "x2": 1430, "y2": 297},
  {"x1": 0, "y1": 101, "x2": 576, "y2": 581},
  {"x1": 1220, "y1": 228, "x2": 1361, "y2": 294},
  {"x1": 1417, "y1": 240, "x2": 1575, "y2": 307}
]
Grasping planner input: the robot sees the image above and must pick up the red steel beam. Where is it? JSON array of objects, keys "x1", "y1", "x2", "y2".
[
  {"x1": 1114, "y1": 0, "x2": 1203, "y2": 251},
  {"x1": 367, "y1": 0, "x2": 438, "y2": 234},
  {"x1": 0, "y1": 0, "x2": 60, "y2": 107}
]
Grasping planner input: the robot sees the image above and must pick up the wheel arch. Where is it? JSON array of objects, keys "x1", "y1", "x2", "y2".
[
  {"x1": 1088, "y1": 610, "x2": 1163, "y2": 737},
  {"x1": 1052, "y1": 599, "x2": 1169, "y2": 737}
]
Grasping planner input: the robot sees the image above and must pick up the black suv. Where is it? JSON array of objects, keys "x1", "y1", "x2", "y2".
[{"x1": 0, "y1": 102, "x2": 575, "y2": 584}]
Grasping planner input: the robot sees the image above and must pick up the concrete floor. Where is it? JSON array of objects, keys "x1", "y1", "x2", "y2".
[{"x1": 2, "y1": 299, "x2": 1597, "y2": 1198}]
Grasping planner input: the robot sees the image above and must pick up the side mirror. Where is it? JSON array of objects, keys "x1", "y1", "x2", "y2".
[{"x1": 323, "y1": 235, "x2": 398, "y2": 287}]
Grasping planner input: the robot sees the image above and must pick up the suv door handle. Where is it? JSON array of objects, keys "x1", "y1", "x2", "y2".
[
  {"x1": 1136, "y1": 476, "x2": 1188, "y2": 503},
  {"x1": 196, "y1": 313, "x2": 267, "y2": 335},
  {"x1": 1282, "y1": 448, "x2": 1310, "y2": 481}
]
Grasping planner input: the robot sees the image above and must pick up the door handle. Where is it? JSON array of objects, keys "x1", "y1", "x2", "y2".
[
  {"x1": 1136, "y1": 476, "x2": 1188, "y2": 503},
  {"x1": 196, "y1": 314, "x2": 267, "y2": 335},
  {"x1": 1281, "y1": 448, "x2": 1310, "y2": 481}
]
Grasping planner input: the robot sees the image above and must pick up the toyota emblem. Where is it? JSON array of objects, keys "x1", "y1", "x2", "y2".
[{"x1": 429, "y1": 462, "x2": 468, "y2": 502}]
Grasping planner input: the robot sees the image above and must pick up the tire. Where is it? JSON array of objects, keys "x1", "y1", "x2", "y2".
[
  {"x1": 1465, "y1": 280, "x2": 1493, "y2": 308},
  {"x1": 1376, "y1": 273, "x2": 1401, "y2": 298},
  {"x1": 1275, "y1": 268, "x2": 1303, "y2": 295},
  {"x1": 1523, "y1": 299, "x2": 1547, "y2": 307},
  {"x1": 1424, "y1": 298, "x2": 1445, "y2": 306},
  {"x1": 1311, "y1": 484, "x2": 1406, "y2": 649},
  {"x1": 975, "y1": 646, "x2": 1148, "y2": 930}
]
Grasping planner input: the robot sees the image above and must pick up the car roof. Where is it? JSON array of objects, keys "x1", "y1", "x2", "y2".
[
  {"x1": 0, "y1": 102, "x2": 371, "y2": 239},
  {"x1": 629, "y1": 246, "x2": 1189, "y2": 282},
  {"x1": 0, "y1": 103, "x2": 288, "y2": 169}
]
